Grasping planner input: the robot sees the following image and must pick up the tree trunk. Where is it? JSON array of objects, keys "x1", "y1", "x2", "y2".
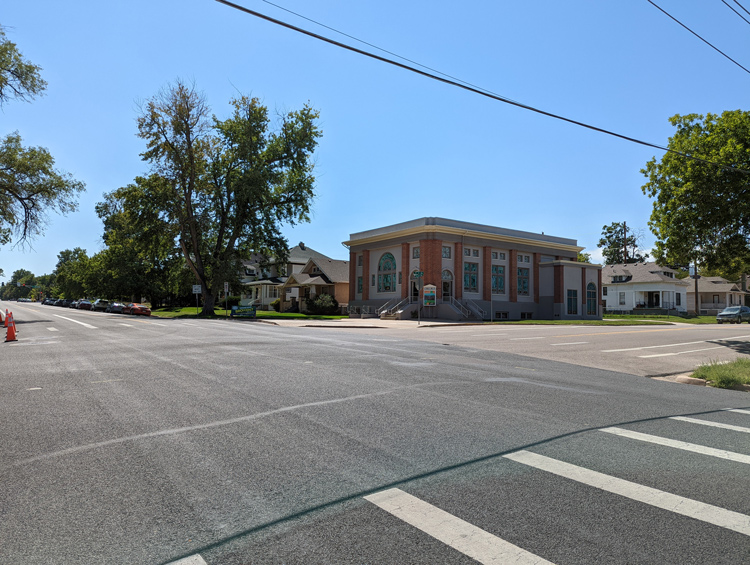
[{"x1": 201, "y1": 292, "x2": 216, "y2": 316}]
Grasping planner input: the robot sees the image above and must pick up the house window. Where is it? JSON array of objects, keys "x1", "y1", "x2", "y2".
[
  {"x1": 586, "y1": 282, "x2": 597, "y2": 315},
  {"x1": 492, "y1": 251, "x2": 498, "y2": 260},
  {"x1": 495, "y1": 311, "x2": 508, "y2": 319},
  {"x1": 676, "y1": 292, "x2": 681, "y2": 306},
  {"x1": 442, "y1": 246, "x2": 451, "y2": 258},
  {"x1": 491, "y1": 265, "x2": 505, "y2": 294},
  {"x1": 567, "y1": 289, "x2": 578, "y2": 315},
  {"x1": 413, "y1": 246, "x2": 420, "y2": 259},
  {"x1": 464, "y1": 248, "x2": 471, "y2": 257},
  {"x1": 357, "y1": 255, "x2": 363, "y2": 267},
  {"x1": 357, "y1": 277, "x2": 362, "y2": 294},
  {"x1": 619, "y1": 292, "x2": 625, "y2": 306},
  {"x1": 442, "y1": 269, "x2": 453, "y2": 280},
  {"x1": 603, "y1": 286, "x2": 608, "y2": 296},
  {"x1": 517, "y1": 268, "x2": 529, "y2": 296},
  {"x1": 713, "y1": 295, "x2": 720, "y2": 304},
  {"x1": 464, "y1": 262, "x2": 478, "y2": 293},
  {"x1": 472, "y1": 249, "x2": 479, "y2": 258},
  {"x1": 377, "y1": 252, "x2": 397, "y2": 292},
  {"x1": 518, "y1": 255, "x2": 530, "y2": 263},
  {"x1": 498, "y1": 252, "x2": 506, "y2": 260},
  {"x1": 520, "y1": 312, "x2": 533, "y2": 320}
]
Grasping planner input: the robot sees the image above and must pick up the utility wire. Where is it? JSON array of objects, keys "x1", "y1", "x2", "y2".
[
  {"x1": 646, "y1": 0, "x2": 750, "y2": 74},
  {"x1": 733, "y1": 0, "x2": 750, "y2": 17},
  {"x1": 257, "y1": 0, "x2": 522, "y2": 105},
  {"x1": 215, "y1": 0, "x2": 750, "y2": 175},
  {"x1": 721, "y1": 0, "x2": 750, "y2": 26}
]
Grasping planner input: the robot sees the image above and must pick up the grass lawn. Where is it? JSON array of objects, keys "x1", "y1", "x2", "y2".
[
  {"x1": 604, "y1": 314, "x2": 717, "y2": 324},
  {"x1": 151, "y1": 306, "x2": 346, "y2": 320},
  {"x1": 692, "y1": 359, "x2": 750, "y2": 390},
  {"x1": 486, "y1": 319, "x2": 671, "y2": 326}
]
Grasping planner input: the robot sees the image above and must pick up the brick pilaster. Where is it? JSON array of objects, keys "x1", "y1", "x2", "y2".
[
  {"x1": 483, "y1": 246, "x2": 492, "y2": 301},
  {"x1": 455, "y1": 242, "x2": 463, "y2": 299},
  {"x1": 401, "y1": 242, "x2": 410, "y2": 299},
  {"x1": 362, "y1": 250, "x2": 370, "y2": 301},
  {"x1": 509, "y1": 250, "x2": 518, "y2": 302},
  {"x1": 554, "y1": 264, "x2": 564, "y2": 305},
  {"x1": 349, "y1": 250, "x2": 356, "y2": 302}
]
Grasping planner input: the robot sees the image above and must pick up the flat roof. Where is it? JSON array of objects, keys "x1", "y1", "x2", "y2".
[{"x1": 345, "y1": 217, "x2": 578, "y2": 248}]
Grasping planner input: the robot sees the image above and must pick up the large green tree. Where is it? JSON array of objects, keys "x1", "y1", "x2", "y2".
[
  {"x1": 597, "y1": 222, "x2": 650, "y2": 264},
  {"x1": 126, "y1": 80, "x2": 321, "y2": 315},
  {"x1": 642, "y1": 111, "x2": 750, "y2": 272},
  {"x1": 0, "y1": 26, "x2": 84, "y2": 246}
]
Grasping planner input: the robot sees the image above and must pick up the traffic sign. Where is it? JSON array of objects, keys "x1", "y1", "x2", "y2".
[
  {"x1": 414, "y1": 271, "x2": 424, "y2": 277},
  {"x1": 192, "y1": 284, "x2": 202, "y2": 294}
]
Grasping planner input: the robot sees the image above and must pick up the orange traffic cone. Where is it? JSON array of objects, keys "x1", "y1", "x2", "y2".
[
  {"x1": 5, "y1": 313, "x2": 17, "y2": 342},
  {"x1": 3, "y1": 309, "x2": 8, "y2": 328}
]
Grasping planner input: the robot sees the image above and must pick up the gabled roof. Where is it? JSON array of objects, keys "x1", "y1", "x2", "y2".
[
  {"x1": 687, "y1": 276, "x2": 748, "y2": 294},
  {"x1": 602, "y1": 262, "x2": 689, "y2": 285},
  {"x1": 282, "y1": 257, "x2": 350, "y2": 288}
]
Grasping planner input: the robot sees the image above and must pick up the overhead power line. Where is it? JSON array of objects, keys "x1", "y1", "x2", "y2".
[
  {"x1": 646, "y1": 0, "x2": 750, "y2": 74},
  {"x1": 214, "y1": 0, "x2": 750, "y2": 175},
  {"x1": 722, "y1": 0, "x2": 750, "y2": 25},
  {"x1": 733, "y1": 0, "x2": 750, "y2": 17}
]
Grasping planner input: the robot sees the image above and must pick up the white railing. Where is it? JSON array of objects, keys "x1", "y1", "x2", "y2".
[
  {"x1": 362, "y1": 305, "x2": 374, "y2": 315},
  {"x1": 463, "y1": 298, "x2": 487, "y2": 320},
  {"x1": 383, "y1": 297, "x2": 410, "y2": 316},
  {"x1": 376, "y1": 297, "x2": 399, "y2": 316},
  {"x1": 448, "y1": 296, "x2": 471, "y2": 318}
]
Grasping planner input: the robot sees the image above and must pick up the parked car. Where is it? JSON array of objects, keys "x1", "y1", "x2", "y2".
[
  {"x1": 78, "y1": 300, "x2": 93, "y2": 310},
  {"x1": 61, "y1": 299, "x2": 74, "y2": 307},
  {"x1": 105, "y1": 302, "x2": 126, "y2": 314},
  {"x1": 70, "y1": 299, "x2": 80, "y2": 308},
  {"x1": 123, "y1": 303, "x2": 151, "y2": 316},
  {"x1": 716, "y1": 306, "x2": 750, "y2": 324},
  {"x1": 92, "y1": 299, "x2": 109, "y2": 312}
]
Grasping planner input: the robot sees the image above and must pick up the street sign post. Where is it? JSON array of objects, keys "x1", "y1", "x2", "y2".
[
  {"x1": 193, "y1": 284, "x2": 201, "y2": 315},
  {"x1": 224, "y1": 282, "x2": 229, "y2": 317},
  {"x1": 414, "y1": 271, "x2": 424, "y2": 325}
]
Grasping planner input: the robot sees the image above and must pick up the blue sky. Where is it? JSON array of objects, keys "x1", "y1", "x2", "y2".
[{"x1": 2, "y1": 0, "x2": 748, "y2": 280}]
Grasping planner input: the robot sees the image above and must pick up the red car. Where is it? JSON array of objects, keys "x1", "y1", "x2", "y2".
[{"x1": 123, "y1": 303, "x2": 152, "y2": 316}]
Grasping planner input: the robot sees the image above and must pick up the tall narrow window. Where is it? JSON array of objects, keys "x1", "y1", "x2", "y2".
[
  {"x1": 463, "y1": 262, "x2": 478, "y2": 293},
  {"x1": 517, "y1": 268, "x2": 529, "y2": 296},
  {"x1": 567, "y1": 289, "x2": 578, "y2": 315},
  {"x1": 357, "y1": 276, "x2": 363, "y2": 294},
  {"x1": 442, "y1": 246, "x2": 451, "y2": 258},
  {"x1": 491, "y1": 265, "x2": 505, "y2": 294},
  {"x1": 377, "y1": 253, "x2": 396, "y2": 292},
  {"x1": 586, "y1": 282, "x2": 597, "y2": 315},
  {"x1": 412, "y1": 246, "x2": 420, "y2": 259}
]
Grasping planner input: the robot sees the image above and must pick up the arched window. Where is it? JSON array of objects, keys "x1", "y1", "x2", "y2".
[
  {"x1": 442, "y1": 270, "x2": 453, "y2": 280},
  {"x1": 378, "y1": 253, "x2": 396, "y2": 292},
  {"x1": 586, "y1": 282, "x2": 597, "y2": 315}
]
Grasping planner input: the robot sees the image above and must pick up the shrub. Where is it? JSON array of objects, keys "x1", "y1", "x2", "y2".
[
  {"x1": 270, "y1": 298, "x2": 281, "y2": 312},
  {"x1": 306, "y1": 293, "x2": 339, "y2": 315}
]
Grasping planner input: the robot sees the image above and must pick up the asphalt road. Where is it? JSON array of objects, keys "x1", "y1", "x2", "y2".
[{"x1": 1, "y1": 301, "x2": 749, "y2": 564}]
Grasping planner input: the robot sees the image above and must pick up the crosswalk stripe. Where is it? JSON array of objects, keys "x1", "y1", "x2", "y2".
[
  {"x1": 365, "y1": 488, "x2": 555, "y2": 564},
  {"x1": 724, "y1": 408, "x2": 750, "y2": 415},
  {"x1": 165, "y1": 555, "x2": 207, "y2": 565},
  {"x1": 670, "y1": 416, "x2": 750, "y2": 434},
  {"x1": 601, "y1": 427, "x2": 750, "y2": 465},
  {"x1": 504, "y1": 450, "x2": 750, "y2": 536}
]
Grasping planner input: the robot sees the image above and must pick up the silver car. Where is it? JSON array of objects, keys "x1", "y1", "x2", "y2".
[{"x1": 716, "y1": 306, "x2": 750, "y2": 324}]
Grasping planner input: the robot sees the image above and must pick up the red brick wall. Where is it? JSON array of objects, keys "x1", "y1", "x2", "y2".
[
  {"x1": 455, "y1": 242, "x2": 463, "y2": 299},
  {"x1": 533, "y1": 253, "x2": 540, "y2": 303},
  {"x1": 401, "y1": 243, "x2": 410, "y2": 299},
  {"x1": 362, "y1": 250, "x2": 370, "y2": 301},
  {"x1": 421, "y1": 239, "x2": 441, "y2": 290},
  {"x1": 349, "y1": 250, "x2": 356, "y2": 302},
  {"x1": 509, "y1": 250, "x2": 518, "y2": 302},
  {"x1": 554, "y1": 264, "x2": 563, "y2": 304},
  {"x1": 483, "y1": 246, "x2": 492, "y2": 301}
]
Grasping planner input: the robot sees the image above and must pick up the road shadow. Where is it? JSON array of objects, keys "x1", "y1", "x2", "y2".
[{"x1": 712, "y1": 339, "x2": 750, "y2": 356}]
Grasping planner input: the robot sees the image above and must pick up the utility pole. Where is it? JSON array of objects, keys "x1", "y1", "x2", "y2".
[{"x1": 623, "y1": 221, "x2": 628, "y2": 263}]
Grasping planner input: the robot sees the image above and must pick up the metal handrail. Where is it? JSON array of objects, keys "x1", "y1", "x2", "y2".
[
  {"x1": 376, "y1": 297, "x2": 399, "y2": 316},
  {"x1": 385, "y1": 297, "x2": 410, "y2": 315},
  {"x1": 463, "y1": 298, "x2": 487, "y2": 320},
  {"x1": 448, "y1": 296, "x2": 471, "y2": 318}
]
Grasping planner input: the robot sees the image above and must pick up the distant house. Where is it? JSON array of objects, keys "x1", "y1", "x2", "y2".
[
  {"x1": 240, "y1": 244, "x2": 349, "y2": 311},
  {"x1": 278, "y1": 256, "x2": 350, "y2": 313},
  {"x1": 686, "y1": 276, "x2": 749, "y2": 315},
  {"x1": 601, "y1": 262, "x2": 689, "y2": 313}
]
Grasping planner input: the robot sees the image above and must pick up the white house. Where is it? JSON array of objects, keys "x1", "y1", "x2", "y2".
[
  {"x1": 686, "y1": 276, "x2": 749, "y2": 315},
  {"x1": 601, "y1": 263, "x2": 689, "y2": 313}
]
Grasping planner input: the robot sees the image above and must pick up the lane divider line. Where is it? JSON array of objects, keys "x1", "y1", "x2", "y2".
[
  {"x1": 639, "y1": 346, "x2": 724, "y2": 358},
  {"x1": 603, "y1": 335, "x2": 750, "y2": 353},
  {"x1": 504, "y1": 450, "x2": 750, "y2": 536},
  {"x1": 53, "y1": 315, "x2": 97, "y2": 329},
  {"x1": 165, "y1": 555, "x2": 208, "y2": 565},
  {"x1": 365, "y1": 488, "x2": 555, "y2": 564},
  {"x1": 601, "y1": 427, "x2": 750, "y2": 465}
]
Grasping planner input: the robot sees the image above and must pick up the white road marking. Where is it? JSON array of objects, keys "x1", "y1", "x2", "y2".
[
  {"x1": 90, "y1": 379, "x2": 123, "y2": 384},
  {"x1": 182, "y1": 323, "x2": 199, "y2": 327},
  {"x1": 53, "y1": 315, "x2": 97, "y2": 329},
  {"x1": 724, "y1": 408, "x2": 750, "y2": 415},
  {"x1": 601, "y1": 427, "x2": 750, "y2": 465},
  {"x1": 603, "y1": 335, "x2": 750, "y2": 353},
  {"x1": 639, "y1": 346, "x2": 724, "y2": 358},
  {"x1": 510, "y1": 337, "x2": 546, "y2": 341},
  {"x1": 504, "y1": 450, "x2": 750, "y2": 536},
  {"x1": 46, "y1": 327, "x2": 58, "y2": 332},
  {"x1": 118, "y1": 323, "x2": 134, "y2": 327},
  {"x1": 670, "y1": 416, "x2": 750, "y2": 434},
  {"x1": 365, "y1": 488, "x2": 555, "y2": 564},
  {"x1": 27, "y1": 387, "x2": 42, "y2": 391},
  {"x1": 166, "y1": 555, "x2": 208, "y2": 565},
  {"x1": 550, "y1": 342, "x2": 588, "y2": 346},
  {"x1": 148, "y1": 322, "x2": 167, "y2": 327}
]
